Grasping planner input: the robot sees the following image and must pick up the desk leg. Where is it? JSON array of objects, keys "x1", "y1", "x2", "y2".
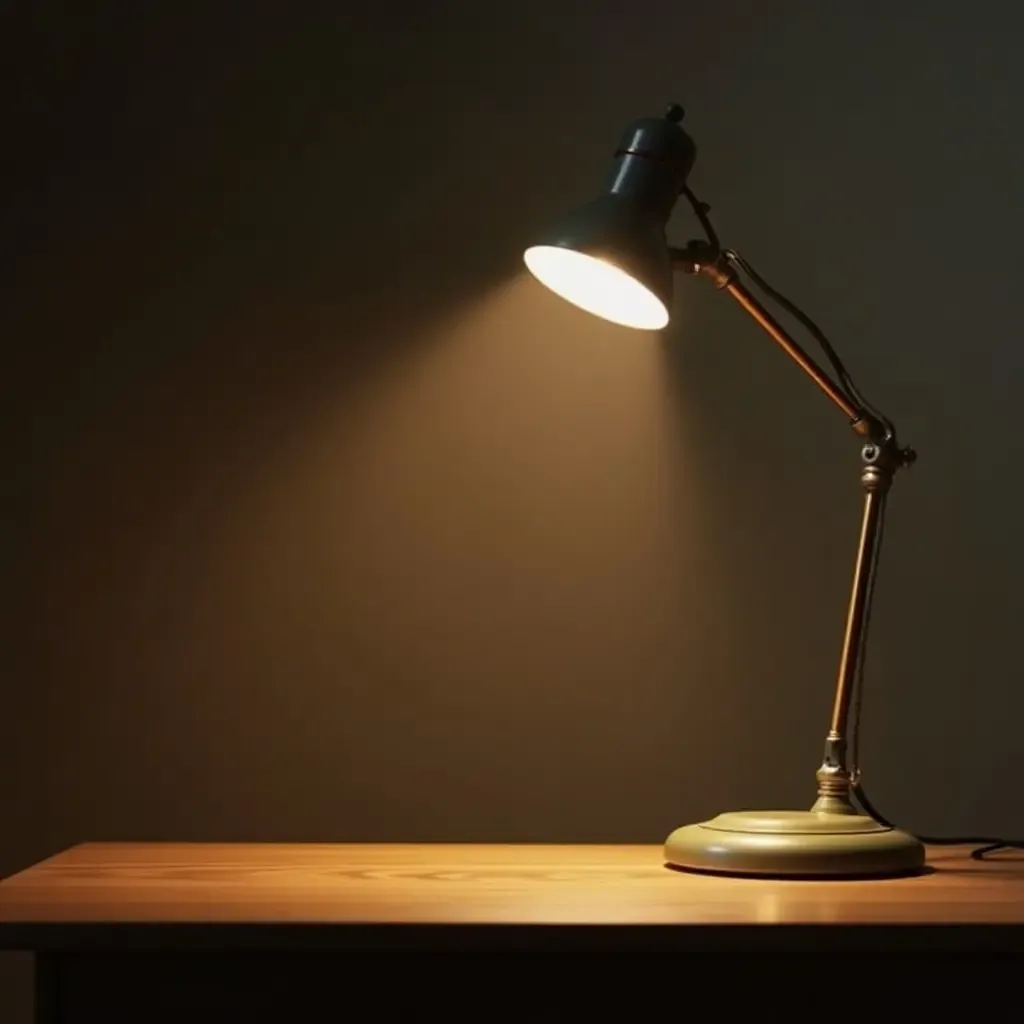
[{"x1": 34, "y1": 954, "x2": 60, "y2": 1024}]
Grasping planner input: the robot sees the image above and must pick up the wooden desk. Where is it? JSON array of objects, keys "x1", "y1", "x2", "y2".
[{"x1": 3, "y1": 842, "x2": 1023, "y2": 1022}]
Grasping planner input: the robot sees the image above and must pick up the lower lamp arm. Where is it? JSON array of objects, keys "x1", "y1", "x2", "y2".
[{"x1": 813, "y1": 460, "x2": 892, "y2": 813}]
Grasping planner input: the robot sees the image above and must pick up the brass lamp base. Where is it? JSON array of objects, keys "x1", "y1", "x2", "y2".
[{"x1": 665, "y1": 810, "x2": 926, "y2": 878}]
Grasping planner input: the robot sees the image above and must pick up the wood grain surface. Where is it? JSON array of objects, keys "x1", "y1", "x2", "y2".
[{"x1": 2, "y1": 842, "x2": 1022, "y2": 930}]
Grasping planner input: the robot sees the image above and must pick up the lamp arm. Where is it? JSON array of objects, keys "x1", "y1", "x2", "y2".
[
  {"x1": 670, "y1": 232, "x2": 916, "y2": 816},
  {"x1": 671, "y1": 185, "x2": 911, "y2": 445},
  {"x1": 671, "y1": 241, "x2": 898, "y2": 443}
]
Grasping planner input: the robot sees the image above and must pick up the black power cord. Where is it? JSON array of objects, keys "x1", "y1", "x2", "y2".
[{"x1": 679, "y1": 189, "x2": 1023, "y2": 861}]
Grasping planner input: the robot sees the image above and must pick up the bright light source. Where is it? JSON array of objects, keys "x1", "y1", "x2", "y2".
[{"x1": 523, "y1": 245, "x2": 669, "y2": 330}]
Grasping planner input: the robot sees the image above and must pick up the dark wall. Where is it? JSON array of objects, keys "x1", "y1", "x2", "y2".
[{"x1": 4, "y1": 1, "x2": 1023, "y2": 1016}]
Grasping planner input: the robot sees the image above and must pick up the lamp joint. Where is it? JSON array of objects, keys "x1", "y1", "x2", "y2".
[
  {"x1": 858, "y1": 436, "x2": 916, "y2": 493},
  {"x1": 671, "y1": 240, "x2": 733, "y2": 288},
  {"x1": 811, "y1": 732, "x2": 857, "y2": 815}
]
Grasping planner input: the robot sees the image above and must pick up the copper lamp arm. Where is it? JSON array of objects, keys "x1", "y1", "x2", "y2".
[
  {"x1": 670, "y1": 238, "x2": 914, "y2": 815},
  {"x1": 671, "y1": 242, "x2": 893, "y2": 440}
]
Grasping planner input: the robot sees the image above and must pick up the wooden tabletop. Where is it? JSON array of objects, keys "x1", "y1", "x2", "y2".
[{"x1": 3, "y1": 843, "x2": 1023, "y2": 951}]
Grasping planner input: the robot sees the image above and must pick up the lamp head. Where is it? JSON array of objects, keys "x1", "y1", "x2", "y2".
[{"x1": 524, "y1": 104, "x2": 696, "y2": 330}]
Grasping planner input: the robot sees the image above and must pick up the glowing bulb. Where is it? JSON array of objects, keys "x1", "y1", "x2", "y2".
[{"x1": 523, "y1": 246, "x2": 669, "y2": 330}]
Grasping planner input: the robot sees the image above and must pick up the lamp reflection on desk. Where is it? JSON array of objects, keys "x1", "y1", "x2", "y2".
[{"x1": 524, "y1": 103, "x2": 925, "y2": 880}]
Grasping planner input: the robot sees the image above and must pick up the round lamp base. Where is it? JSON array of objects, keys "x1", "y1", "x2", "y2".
[{"x1": 664, "y1": 810, "x2": 926, "y2": 878}]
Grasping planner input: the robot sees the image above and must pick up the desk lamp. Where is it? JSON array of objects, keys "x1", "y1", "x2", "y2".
[{"x1": 524, "y1": 104, "x2": 925, "y2": 878}]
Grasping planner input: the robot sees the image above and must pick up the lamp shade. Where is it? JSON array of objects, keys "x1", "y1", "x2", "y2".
[{"x1": 524, "y1": 108, "x2": 697, "y2": 330}]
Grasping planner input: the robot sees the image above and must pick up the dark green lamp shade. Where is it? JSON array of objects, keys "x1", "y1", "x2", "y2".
[
  {"x1": 523, "y1": 109, "x2": 697, "y2": 331},
  {"x1": 524, "y1": 196, "x2": 673, "y2": 330}
]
